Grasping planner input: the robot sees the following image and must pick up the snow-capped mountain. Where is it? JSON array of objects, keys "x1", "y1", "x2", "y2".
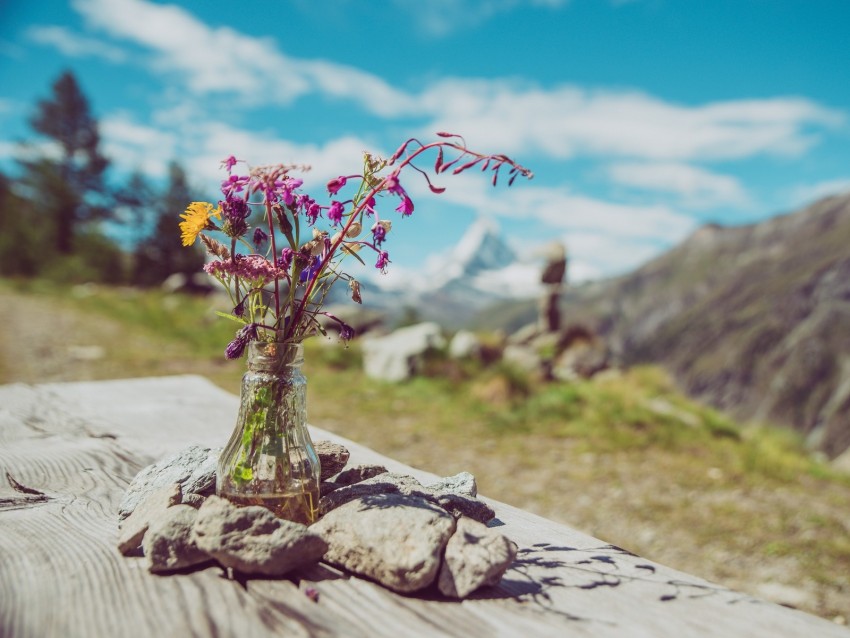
[
  {"x1": 354, "y1": 218, "x2": 543, "y2": 326},
  {"x1": 427, "y1": 217, "x2": 541, "y2": 299}
]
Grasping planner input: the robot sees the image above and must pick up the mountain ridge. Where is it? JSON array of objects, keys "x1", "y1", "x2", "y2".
[{"x1": 542, "y1": 192, "x2": 850, "y2": 458}]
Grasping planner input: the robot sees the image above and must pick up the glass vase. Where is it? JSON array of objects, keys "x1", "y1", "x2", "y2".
[{"x1": 217, "y1": 341, "x2": 320, "y2": 525}]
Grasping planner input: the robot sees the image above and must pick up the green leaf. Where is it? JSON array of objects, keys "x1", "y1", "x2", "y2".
[
  {"x1": 214, "y1": 311, "x2": 248, "y2": 325},
  {"x1": 348, "y1": 249, "x2": 366, "y2": 266}
]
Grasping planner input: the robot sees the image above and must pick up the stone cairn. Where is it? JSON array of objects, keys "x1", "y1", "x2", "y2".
[{"x1": 117, "y1": 444, "x2": 516, "y2": 600}]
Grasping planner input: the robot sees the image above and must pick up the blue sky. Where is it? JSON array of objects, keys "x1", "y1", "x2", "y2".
[{"x1": 2, "y1": 0, "x2": 849, "y2": 284}]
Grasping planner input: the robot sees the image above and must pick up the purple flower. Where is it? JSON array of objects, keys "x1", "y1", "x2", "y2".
[
  {"x1": 322, "y1": 311, "x2": 355, "y2": 342},
  {"x1": 279, "y1": 177, "x2": 302, "y2": 206},
  {"x1": 371, "y1": 223, "x2": 386, "y2": 246},
  {"x1": 296, "y1": 193, "x2": 312, "y2": 212},
  {"x1": 339, "y1": 322, "x2": 354, "y2": 342},
  {"x1": 307, "y1": 202, "x2": 322, "y2": 225},
  {"x1": 299, "y1": 257, "x2": 321, "y2": 283},
  {"x1": 220, "y1": 195, "x2": 250, "y2": 238},
  {"x1": 375, "y1": 250, "x2": 390, "y2": 273},
  {"x1": 384, "y1": 173, "x2": 406, "y2": 197},
  {"x1": 225, "y1": 323, "x2": 259, "y2": 360},
  {"x1": 278, "y1": 247, "x2": 294, "y2": 270},
  {"x1": 220, "y1": 155, "x2": 238, "y2": 172},
  {"x1": 327, "y1": 176, "x2": 347, "y2": 195},
  {"x1": 383, "y1": 173, "x2": 413, "y2": 216},
  {"x1": 327, "y1": 201, "x2": 344, "y2": 226},
  {"x1": 252, "y1": 227, "x2": 268, "y2": 249},
  {"x1": 395, "y1": 195, "x2": 414, "y2": 216},
  {"x1": 364, "y1": 195, "x2": 376, "y2": 216},
  {"x1": 221, "y1": 174, "x2": 250, "y2": 196},
  {"x1": 297, "y1": 194, "x2": 322, "y2": 225}
]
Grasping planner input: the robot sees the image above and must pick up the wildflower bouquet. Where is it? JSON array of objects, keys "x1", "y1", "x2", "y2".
[
  {"x1": 180, "y1": 133, "x2": 532, "y2": 358},
  {"x1": 180, "y1": 134, "x2": 531, "y2": 524}
]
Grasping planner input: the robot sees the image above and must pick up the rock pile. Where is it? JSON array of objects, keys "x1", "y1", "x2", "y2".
[{"x1": 117, "y1": 444, "x2": 516, "y2": 599}]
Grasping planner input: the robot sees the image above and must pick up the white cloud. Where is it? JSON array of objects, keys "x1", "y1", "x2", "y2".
[
  {"x1": 99, "y1": 107, "x2": 381, "y2": 193},
  {"x1": 400, "y1": 166, "x2": 696, "y2": 279},
  {"x1": 69, "y1": 0, "x2": 842, "y2": 168},
  {"x1": 788, "y1": 178, "x2": 850, "y2": 207},
  {"x1": 100, "y1": 114, "x2": 178, "y2": 178},
  {"x1": 390, "y1": 0, "x2": 569, "y2": 37},
  {"x1": 557, "y1": 230, "x2": 664, "y2": 282},
  {"x1": 180, "y1": 122, "x2": 378, "y2": 192},
  {"x1": 72, "y1": 0, "x2": 416, "y2": 115},
  {"x1": 418, "y1": 81, "x2": 843, "y2": 161},
  {"x1": 411, "y1": 169, "x2": 694, "y2": 243},
  {"x1": 607, "y1": 162, "x2": 751, "y2": 208},
  {"x1": 26, "y1": 25, "x2": 127, "y2": 62},
  {"x1": 0, "y1": 140, "x2": 17, "y2": 160}
]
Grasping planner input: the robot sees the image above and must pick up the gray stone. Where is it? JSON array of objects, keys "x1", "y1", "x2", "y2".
[
  {"x1": 319, "y1": 480, "x2": 344, "y2": 495},
  {"x1": 438, "y1": 517, "x2": 517, "y2": 599},
  {"x1": 192, "y1": 496, "x2": 327, "y2": 576},
  {"x1": 118, "y1": 446, "x2": 218, "y2": 520},
  {"x1": 435, "y1": 493, "x2": 495, "y2": 525},
  {"x1": 117, "y1": 483, "x2": 182, "y2": 555},
  {"x1": 361, "y1": 322, "x2": 446, "y2": 382},
  {"x1": 315, "y1": 440, "x2": 350, "y2": 481},
  {"x1": 318, "y1": 472, "x2": 431, "y2": 516},
  {"x1": 313, "y1": 493, "x2": 456, "y2": 593},
  {"x1": 426, "y1": 471, "x2": 478, "y2": 498},
  {"x1": 552, "y1": 339, "x2": 609, "y2": 381},
  {"x1": 501, "y1": 344, "x2": 541, "y2": 374},
  {"x1": 143, "y1": 505, "x2": 210, "y2": 573},
  {"x1": 448, "y1": 330, "x2": 481, "y2": 360},
  {"x1": 333, "y1": 464, "x2": 388, "y2": 486},
  {"x1": 507, "y1": 322, "x2": 540, "y2": 346},
  {"x1": 319, "y1": 472, "x2": 494, "y2": 524},
  {"x1": 182, "y1": 493, "x2": 207, "y2": 509}
]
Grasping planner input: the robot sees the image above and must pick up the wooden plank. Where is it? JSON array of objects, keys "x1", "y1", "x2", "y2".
[{"x1": 1, "y1": 377, "x2": 846, "y2": 638}]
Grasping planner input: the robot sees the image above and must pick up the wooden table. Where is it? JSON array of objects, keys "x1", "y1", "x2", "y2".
[{"x1": 1, "y1": 375, "x2": 846, "y2": 637}]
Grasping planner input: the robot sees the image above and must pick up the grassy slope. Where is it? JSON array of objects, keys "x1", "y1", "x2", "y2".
[{"x1": 1, "y1": 278, "x2": 848, "y2": 622}]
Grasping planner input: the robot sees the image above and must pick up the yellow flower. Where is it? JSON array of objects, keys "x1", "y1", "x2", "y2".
[{"x1": 179, "y1": 202, "x2": 220, "y2": 247}]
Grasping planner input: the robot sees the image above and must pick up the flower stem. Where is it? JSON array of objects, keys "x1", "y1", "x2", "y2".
[{"x1": 265, "y1": 198, "x2": 281, "y2": 324}]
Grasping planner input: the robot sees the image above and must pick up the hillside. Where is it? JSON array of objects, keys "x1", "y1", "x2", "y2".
[{"x1": 533, "y1": 193, "x2": 850, "y2": 459}]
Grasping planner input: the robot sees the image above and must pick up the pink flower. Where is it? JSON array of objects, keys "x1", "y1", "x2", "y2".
[
  {"x1": 375, "y1": 251, "x2": 390, "y2": 273},
  {"x1": 204, "y1": 255, "x2": 284, "y2": 282},
  {"x1": 327, "y1": 201, "x2": 345, "y2": 226},
  {"x1": 327, "y1": 176, "x2": 347, "y2": 195},
  {"x1": 364, "y1": 196, "x2": 376, "y2": 216},
  {"x1": 395, "y1": 195, "x2": 414, "y2": 216},
  {"x1": 221, "y1": 174, "x2": 250, "y2": 196},
  {"x1": 384, "y1": 173, "x2": 405, "y2": 197},
  {"x1": 220, "y1": 155, "x2": 238, "y2": 172}
]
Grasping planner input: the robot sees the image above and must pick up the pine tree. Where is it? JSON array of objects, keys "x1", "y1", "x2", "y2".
[
  {"x1": 0, "y1": 170, "x2": 41, "y2": 275},
  {"x1": 22, "y1": 70, "x2": 109, "y2": 254},
  {"x1": 133, "y1": 161, "x2": 205, "y2": 286}
]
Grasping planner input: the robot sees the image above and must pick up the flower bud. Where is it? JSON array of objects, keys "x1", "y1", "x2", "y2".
[
  {"x1": 349, "y1": 279, "x2": 362, "y2": 304},
  {"x1": 346, "y1": 222, "x2": 362, "y2": 238}
]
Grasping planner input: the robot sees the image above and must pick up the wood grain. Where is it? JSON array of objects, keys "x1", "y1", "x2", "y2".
[{"x1": 1, "y1": 377, "x2": 846, "y2": 637}]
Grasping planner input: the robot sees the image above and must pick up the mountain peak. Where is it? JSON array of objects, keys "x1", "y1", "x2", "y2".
[{"x1": 447, "y1": 217, "x2": 517, "y2": 279}]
